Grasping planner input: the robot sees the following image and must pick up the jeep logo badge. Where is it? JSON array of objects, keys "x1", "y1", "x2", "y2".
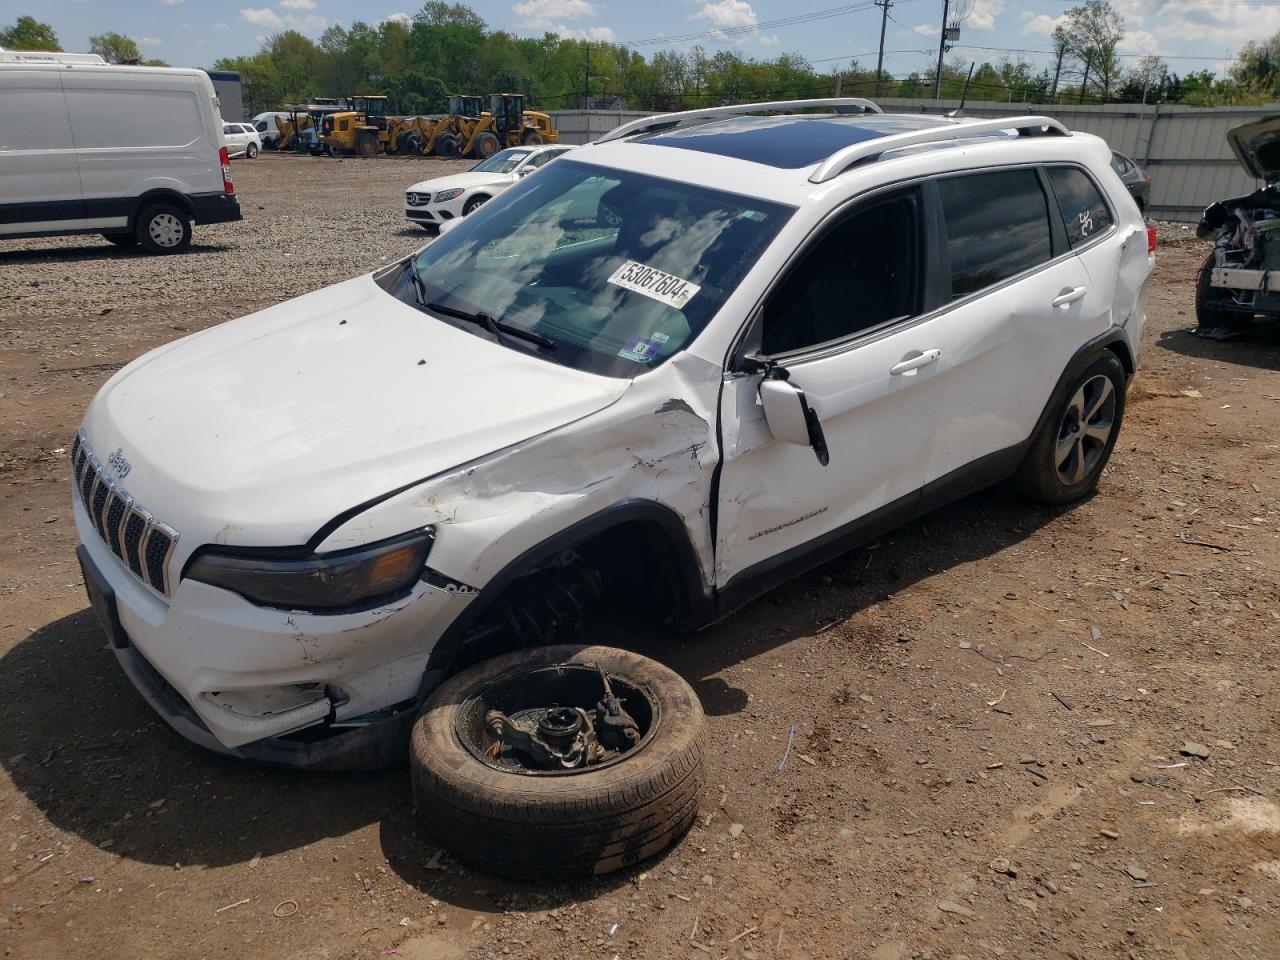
[{"x1": 107, "y1": 448, "x2": 131, "y2": 479}]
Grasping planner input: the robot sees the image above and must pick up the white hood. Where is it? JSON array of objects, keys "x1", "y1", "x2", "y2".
[
  {"x1": 82, "y1": 273, "x2": 627, "y2": 551},
  {"x1": 407, "y1": 170, "x2": 512, "y2": 194}
]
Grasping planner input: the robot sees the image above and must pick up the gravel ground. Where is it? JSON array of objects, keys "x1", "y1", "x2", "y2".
[{"x1": 1, "y1": 156, "x2": 1279, "y2": 960}]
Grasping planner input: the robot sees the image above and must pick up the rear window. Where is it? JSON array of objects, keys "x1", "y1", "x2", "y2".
[
  {"x1": 1047, "y1": 166, "x2": 1114, "y2": 247},
  {"x1": 937, "y1": 169, "x2": 1053, "y2": 299}
]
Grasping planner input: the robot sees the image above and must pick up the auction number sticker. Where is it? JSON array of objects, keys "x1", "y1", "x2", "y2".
[{"x1": 608, "y1": 260, "x2": 701, "y2": 310}]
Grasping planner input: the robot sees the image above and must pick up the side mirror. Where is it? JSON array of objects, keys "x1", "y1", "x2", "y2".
[
  {"x1": 759, "y1": 371, "x2": 830, "y2": 466},
  {"x1": 517, "y1": 166, "x2": 535, "y2": 177}
]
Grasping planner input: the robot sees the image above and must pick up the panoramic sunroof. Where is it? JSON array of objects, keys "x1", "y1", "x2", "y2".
[{"x1": 641, "y1": 114, "x2": 951, "y2": 169}]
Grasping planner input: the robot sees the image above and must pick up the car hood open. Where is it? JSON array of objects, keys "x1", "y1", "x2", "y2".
[
  {"x1": 1228, "y1": 115, "x2": 1280, "y2": 184},
  {"x1": 81, "y1": 272, "x2": 627, "y2": 548}
]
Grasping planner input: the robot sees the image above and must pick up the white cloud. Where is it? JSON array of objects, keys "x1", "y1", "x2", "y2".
[
  {"x1": 279, "y1": 0, "x2": 317, "y2": 9},
  {"x1": 693, "y1": 0, "x2": 757, "y2": 31},
  {"x1": 240, "y1": 7, "x2": 283, "y2": 28},
  {"x1": 757, "y1": 33, "x2": 778, "y2": 46},
  {"x1": 912, "y1": 22, "x2": 939, "y2": 37},
  {"x1": 1118, "y1": 28, "x2": 1158, "y2": 55},
  {"x1": 1152, "y1": 2, "x2": 1280, "y2": 50},
  {"x1": 139, "y1": 36, "x2": 162, "y2": 46},
  {"x1": 161, "y1": 0, "x2": 184, "y2": 6},
  {"x1": 1021, "y1": 10, "x2": 1065, "y2": 36},
  {"x1": 965, "y1": 0, "x2": 1005, "y2": 32},
  {"x1": 514, "y1": 0, "x2": 595, "y2": 30},
  {"x1": 553, "y1": 23, "x2": 614, "y2": 40},
  {"x1": 383, "y1": 11, "x2": 412, "y2": 28},
  {"x1": 239, "y1": 7, "x2": 326, "y2": 30}
]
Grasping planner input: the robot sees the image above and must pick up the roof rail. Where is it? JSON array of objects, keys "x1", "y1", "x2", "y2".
[
  {"x1": 809, "y1": 115, "x2": 1069, "y2": 183},
  {"x1": 596, "y1": 98, "x2": 882, "y2": 144}
]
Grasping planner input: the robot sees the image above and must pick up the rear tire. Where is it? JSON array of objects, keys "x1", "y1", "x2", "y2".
[
  {"x1": 1013, "y1": 352, "x2": 1126, "y2": 505},
  {"x1": 245, "y1": 142, "x2": 259, "y2": 159},
  {"x1": 521, "y1": 130, "x2": 543, "y2": 145},
  {"x1": 134, "y1": 204, "x2": 192, "y2": 255},
  {"x1": 435, "y1": 133, "x2": 460, "y2": 158},
  {"x1": 1196, "y1": 250, "x2": 1249, "y2": 329},
  {"x1": 355, "y1": 132, "x2": 380, "y2": 157},
  {"x1": 409, "y1": 644, "x2": 706, "y2": 879},
  {"x1": 474, "y1": 131, "x2": 501, "y2": 159}
]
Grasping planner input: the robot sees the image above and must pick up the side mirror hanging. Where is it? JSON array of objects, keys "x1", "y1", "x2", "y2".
[{"x1": 758, "y1": 367, "x2": 829, "y2": 466}]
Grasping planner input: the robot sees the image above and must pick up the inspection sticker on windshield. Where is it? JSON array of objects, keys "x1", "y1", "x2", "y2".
[{"x1": 608, "y1": 260, "x2": 701, "y2": 310}]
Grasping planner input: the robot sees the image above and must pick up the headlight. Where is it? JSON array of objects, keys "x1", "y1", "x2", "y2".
[
  {"x1": 434, "y1": 188, "x2": 464, "y2": 203},
  {"x1": 186, "y1": 529, "x2": 433, "y2": 612}
]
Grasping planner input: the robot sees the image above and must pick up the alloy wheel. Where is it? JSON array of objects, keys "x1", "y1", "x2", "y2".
[{"x1": 1055, "y1": 374, "x2": 1115, "y2": 485}]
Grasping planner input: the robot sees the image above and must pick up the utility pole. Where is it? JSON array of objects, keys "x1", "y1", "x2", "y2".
[
  {"x1": 583, "y1": 41, "x2": 590, "y2": 109},
  {"x1": 1050, "y1": 40, "x2": 1065, "y2": 101},
  {"x1": 874, "y1": 0, "x2": 892, "y2": 98},
  {"x1": 1078, "y1": 51, "x2": 1092, "y2": 104},
  {"x1": 933, "y1": 0, "x2": 950, "y2": 99}
]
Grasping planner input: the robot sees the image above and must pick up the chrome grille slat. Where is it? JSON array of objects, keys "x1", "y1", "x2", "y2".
[{"x1": 72, "y1": 431, "x2": 178, "y2": 597}]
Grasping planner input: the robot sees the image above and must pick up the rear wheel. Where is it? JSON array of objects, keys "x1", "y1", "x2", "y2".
[
  {"x1": 1196, "y1": 250, "x2": 1250, "y2": 329},
  {"x1": 245, "y1": 142, "x2": 259, "y2": 159},
  {"x1": 409, "y1": 644, "x2": 706, "y2": 879},
  {"x1": 1013, "y1": 352, "x2": 1126, "y2": 505},
  {"x1": 134, "y1": 204, "x2": 192, "y2": 255},
  {"x1": 355, "y1": 132, "x2": 380, "y2": 157},
  {"x1": 401, "y1": 133, "x2": 422, "y2": 155},
  {"x1": 521, "y1": 129, "x2": 543, "y2": 145},
  {"x1": 474, "y1": 131, "x2": 501, "y2": 159},
  {"x1": 435, "y1": 133, "x2": 460, "y2": 157}
]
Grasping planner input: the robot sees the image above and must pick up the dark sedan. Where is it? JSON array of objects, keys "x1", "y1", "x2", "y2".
[{"x1": 1111, "y1": 150, "x2": 1152, "y2": 212}]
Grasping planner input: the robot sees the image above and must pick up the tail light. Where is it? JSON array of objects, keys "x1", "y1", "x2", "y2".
[
  {"x1": 1146, "y1": 220, "x2": 1157, "y2": 254},
  {"x1": 219, "y1": 146, "x2": 235, "y2": 194}
]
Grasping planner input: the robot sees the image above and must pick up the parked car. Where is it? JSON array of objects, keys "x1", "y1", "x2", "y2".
[
  {"x1": 251, "y1": 111, "x2": 290, "y2": 149},
  {"x1": 223, "y1": 121, "x2": 262, "y2": 159},
  {"x1": 0, "y1": 50, "x2": 240, "y2": 252},
  {"x1": 1195, "y1": 114, "x2": 1280, "y2": 329},
  {"x1": 1110, "y1": 150, "x2": 1151, "y2": 211},
  {"x1": 404, "y1": 144, "x2": 574, "y2": 229},
  {"x1": 71, "y1": 99, "x2": 1151, "y2": 870}
]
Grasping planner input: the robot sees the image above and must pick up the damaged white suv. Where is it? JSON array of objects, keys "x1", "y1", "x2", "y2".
[{"x1": 72, "y1": 99, "x2": 1152, "y2": 768}]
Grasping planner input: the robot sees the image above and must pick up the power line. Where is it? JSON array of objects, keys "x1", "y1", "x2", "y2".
[{"x1": 618, "y1": 2, "x2": 884, "y2": 48}]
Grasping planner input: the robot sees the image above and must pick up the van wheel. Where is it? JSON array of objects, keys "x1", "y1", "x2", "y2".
[
  {"x1": 410, "y1": 644, "x2": 706, "y2": 879},
  {"x1": 135, "y1": 204, "x2": 192, "y2": 255},
  {"x1": 102, "y1": 233, "x2": 137, "y2": 247},
  {"x1": 245, "y1": 142, "x2": 259, "y2": 159},
  {"x1": 1013, "y1": 352, "x2": 1126, "y2": 505}
]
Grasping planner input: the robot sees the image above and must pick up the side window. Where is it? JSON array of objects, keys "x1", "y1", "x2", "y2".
[
  {"x1": 223, "y1": 123, "x2": 234, "y2": 135},
  {"x1": 761, "y1": 190, "x2": 920, "y2": 355},
  {"x1": 1109, "y1": 153, "x2": 1127, "y2": 176},
  {"x1": 1047, "y1": 166, "x2": 1114, "y2": 247},
  {"x1": 526, "y1": 150, "x2": 555, "y2": 169},
  {"x1": 937, "y1": 169, "x2": 1053, "y2": 299}
]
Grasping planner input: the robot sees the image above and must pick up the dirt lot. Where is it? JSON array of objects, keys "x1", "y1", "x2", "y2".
[{"x1": 2, "y1": 155, "x2": 1279, "y2": 960}]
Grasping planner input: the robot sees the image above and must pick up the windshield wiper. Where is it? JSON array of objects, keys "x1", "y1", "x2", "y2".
[
  {"x1": 425, "y1": 299, "x2": 557, "y2": 351},
  {"x1": 403, "y1": 259, "x2": 430, "y2": 308}
]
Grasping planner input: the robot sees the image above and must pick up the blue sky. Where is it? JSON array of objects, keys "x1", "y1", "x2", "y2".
[{"x1": 3, "y1": 0, "x2": 1259, "y2": 79}]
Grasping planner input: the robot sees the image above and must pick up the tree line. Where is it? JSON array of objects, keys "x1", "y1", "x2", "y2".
[{"x1": 4, "y1": 4, "x2": 1278, "y2": 115}]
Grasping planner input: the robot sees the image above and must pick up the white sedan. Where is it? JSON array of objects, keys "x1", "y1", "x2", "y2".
[
  {"x1": 404, "y1": 145, "x2": 574, "y2": 230},
  {"x1": 222, "y1": 121, "x2": 262, "y2": 159}
]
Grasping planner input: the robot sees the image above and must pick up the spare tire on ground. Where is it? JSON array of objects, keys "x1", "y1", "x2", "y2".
[{"x1": 410, "y1": 644, "x2": 706, "y2": 878}]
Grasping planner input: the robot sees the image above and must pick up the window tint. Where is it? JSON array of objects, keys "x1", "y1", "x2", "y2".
[
  {"x1": 1047, "y1": 166, "x2": 1114, "y2": 247},
  {"x1": 223, "y1": 124, "x2": 234, "y2": 135},
  {"x1": 761, "y1": 191, "x2": 920, "y2": 354},
  {"x1": 937, "y1": 170, "x2": 1052, "y2": 299}
]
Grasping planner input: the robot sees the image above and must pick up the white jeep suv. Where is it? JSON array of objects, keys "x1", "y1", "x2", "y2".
[{"x1": 71, "y1": 99, "x2": 1152, "y2": 768}]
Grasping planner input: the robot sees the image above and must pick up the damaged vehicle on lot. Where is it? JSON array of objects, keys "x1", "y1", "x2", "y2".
[
  {"x1": 71, "y1": 98, "x2": 1152, "y2": 876},
  {"x1": 1196, "y1": 115, "x2": 1280, "y2": 329}
]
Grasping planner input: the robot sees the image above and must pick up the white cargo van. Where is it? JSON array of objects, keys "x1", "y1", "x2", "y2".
[{"x1": 0, "y1": 50, "x2": 240, "y2": 253}]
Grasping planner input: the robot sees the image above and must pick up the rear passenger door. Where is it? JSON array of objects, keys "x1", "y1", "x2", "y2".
[
  {"x1": 917, "y1": 167, "x2": 1093, "y2": 487},
  {"x1": 0, "y1": 68, "x2": 85, "y2": 235}
]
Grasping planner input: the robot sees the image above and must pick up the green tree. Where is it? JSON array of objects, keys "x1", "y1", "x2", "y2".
[
  {"x1": 89, "y1": 31, "x2": 142, "y2": 64},
  {"x1": 0, "y1": 15, "x2": 61, "y2": 51},
  {"x1": 1231, "y1": 31, "x2": 1280, "y2": 100},
  {"x1": 1058, "y1": 0, "x2": 1125, "y2": 101}
]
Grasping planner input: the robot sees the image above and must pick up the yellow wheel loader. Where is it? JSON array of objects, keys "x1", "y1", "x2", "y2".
[
  {"x1": 455, "y1": 94, "x2": 560, "y2": 159},
  {"x1": 319, "y1": 95, "x2": 391, "y2": 156}
]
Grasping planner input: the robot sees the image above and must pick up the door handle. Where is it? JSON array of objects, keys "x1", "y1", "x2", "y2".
[
  {"x1": 1051, "y1": 286, "x2": 1088, "y2": 308},
  {"x1": 889, "y1": 349, "x2": 941, "y2": 376}
]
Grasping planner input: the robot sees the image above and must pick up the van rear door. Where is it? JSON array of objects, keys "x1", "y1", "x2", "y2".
[{"x1": 0, "y1": 67, "x2": 86, "y2": 235}]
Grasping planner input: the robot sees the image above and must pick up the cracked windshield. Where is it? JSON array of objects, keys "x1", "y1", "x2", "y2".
[{"x1": 410, "y1": 159, "x2": 793, "y2": 377}]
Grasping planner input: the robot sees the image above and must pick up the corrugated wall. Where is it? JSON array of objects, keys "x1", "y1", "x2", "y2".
[{"x1": 550, "y1": 100, "x2": 1277, "y2": 222}]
